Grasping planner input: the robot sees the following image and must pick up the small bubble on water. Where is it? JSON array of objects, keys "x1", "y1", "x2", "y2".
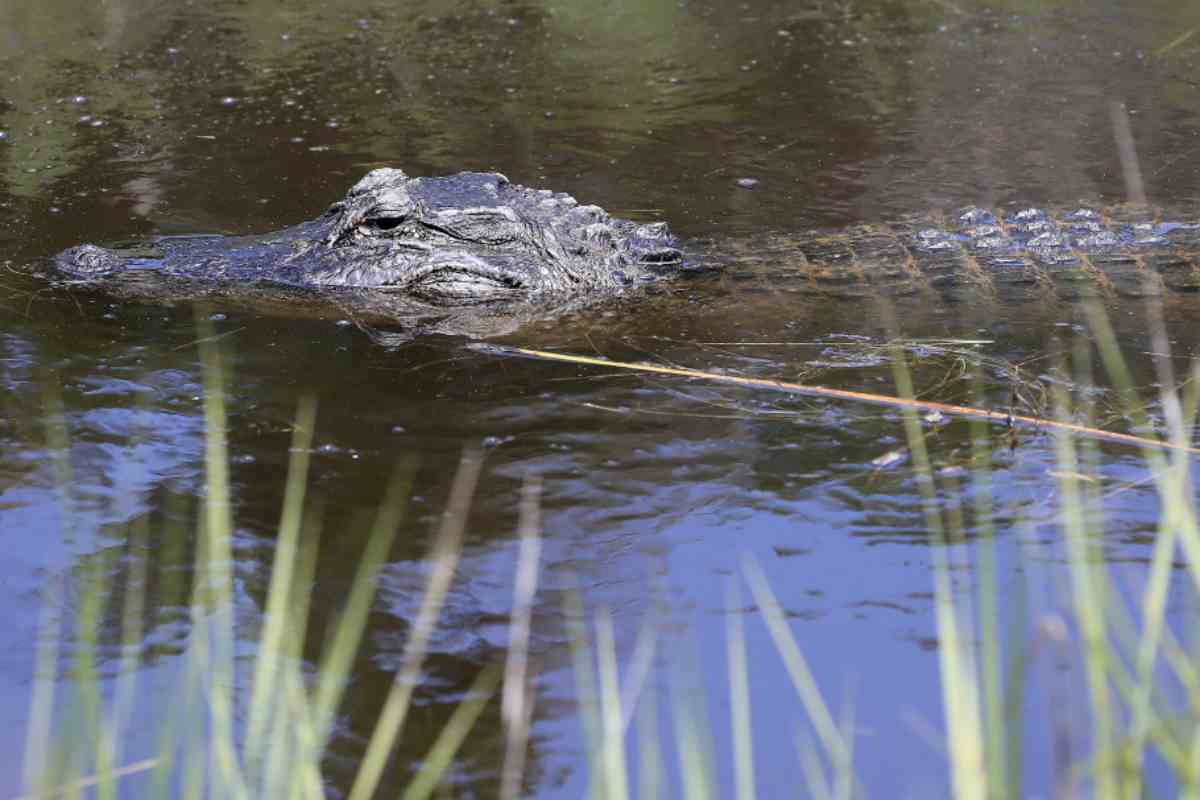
[
  {"x1": 90, "y1": 119, "x2": 105, "y2": 127},
  {"x1": 78, "y1": 115, "x2": 93, "y2": 124},
  {"x1": 325, "y1": 119, "x2": 339, "y2": 128},
  {"x1": 735, "y1": 177, "x2": 759, "y2": 189},
  {"x1": 289, "y1": 136, "x2": 305, "y2": 144},
  {"x1": 233, "y1": 454, "x2": 257, "y2": 464},
  {"x1": 335, "y1": 319, "x2": 353, "y2": 327},
  {"x1": 482, "y1": 435, "x2": 515, "y2": 448},
  {"x1": 49, "y1": 206, "x2": 61, "y2": 213},
  {"x1": 208, "y1": 312, "x2": 227, "y2": 321},
  {"x1": 391, "y1": 425, "x2": 406, "y2": 434},
  {"x1": 220, "y1": 96, "x2": 238, "y2": 107},
  {"x1": 0, "y1": 131, "x2": 7, "y2": 141},
  {"x1": 72, "y1": 95, "x2": 88, "y2": 104}
]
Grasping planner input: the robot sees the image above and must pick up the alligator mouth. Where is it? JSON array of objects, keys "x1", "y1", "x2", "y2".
[
  {"x1": 403, "y1": 260, "x2": 528, "y2": 303},
  {"x1": 639, "y1": 247, "x2": 685, "y2": 268}
]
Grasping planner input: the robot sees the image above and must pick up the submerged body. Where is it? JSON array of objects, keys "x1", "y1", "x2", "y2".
[{"x1": 54, "y1": 168, "x2": 1200, "y2": 332}]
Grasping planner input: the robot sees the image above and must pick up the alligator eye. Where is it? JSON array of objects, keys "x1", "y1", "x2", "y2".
[{"x1": 365, "y1": 216, "x2": 404, "y2": 231}]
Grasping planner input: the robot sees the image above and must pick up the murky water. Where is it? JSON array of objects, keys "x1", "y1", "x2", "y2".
[{"x1": 3, "y1": 0, "x2": 1200, "y2": 795}]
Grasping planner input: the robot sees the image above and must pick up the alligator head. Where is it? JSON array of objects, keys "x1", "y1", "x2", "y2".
[{"x1": 54, "y1": 168, "x2": 684, "y2": 306}]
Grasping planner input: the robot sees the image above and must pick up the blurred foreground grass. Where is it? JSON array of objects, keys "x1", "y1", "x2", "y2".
[{"x1": 18, "y1": 301, "x2": 1200, "y2": 798}]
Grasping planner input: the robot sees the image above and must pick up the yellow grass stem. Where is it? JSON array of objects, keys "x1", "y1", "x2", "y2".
[
  {"x1": 637, "y1": 676, "x2": 662, "y2": 800},
  {"x1": 96, "y1": 514, "x2": 149, "y2": 800},
  {"x1": 499, "y1": 476, "x2": 544, "y2": 800},
  {"x1": 1153, "y1": 28, "x2": 1196, "y2": 57},
  {"x1": 741, "y1": 554, "x2": 854, "y2": 787},
  {"x1": 21, "y1": 575, "x2": 63, "y2": 800},
  {"x1": 725, "y1": 578, "x2": 756, "y2": 800},
  {"x1": 565, "y1": 588, "x2": 606, "y2": 799},
  {"x1": 347, "y1": 448, "x2": 480, "y2": 800},
  {"x1": 1051, "y1": 382, "x2": 1118, "y2": 799},
  {"x1": 12, "y1": 759, "x2": 159, "y2": 800},
  {"x1": 498, "y1": 346, "x2": 1200, "y2": 456},
  {"x1": 668, "y1": 642, "x2": 713, "y2": 800},
  {"x1": 796, "y1": 731, "x2": 834, "y2": 800},
  {"x1": 596, "y1": 608, "x2": 630, "y2": 800},
  {"x1": 967, "y1": 375, "x2": 1012, "y2": 799},
  {"x1": 892, "y1": 346, "x2": 987, "y2": 800},
  {"x1": 400, "y1": 665, "x2": 502, "y2": 800},
  {"x1": 309, "y1": 460, "x2": 415, "y2": 741},
  {"x1": 196, "y1": 311, "x2": 247, "y2": 800},
  {"x1": 245, "y1": 395, "x2": 318, "y2": 769},
  {"x1": 618, "y1": 611, "x2": 660, "y2": 735}
]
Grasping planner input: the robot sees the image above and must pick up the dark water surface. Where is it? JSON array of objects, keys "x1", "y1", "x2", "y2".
[{"x1": 3, "y1": 0, "x2": 1200, "y2": 795}]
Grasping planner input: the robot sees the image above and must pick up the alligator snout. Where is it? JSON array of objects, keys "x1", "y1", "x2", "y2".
[{"x1": 56, "y1": 243, "x2": 127, "y2": 276}]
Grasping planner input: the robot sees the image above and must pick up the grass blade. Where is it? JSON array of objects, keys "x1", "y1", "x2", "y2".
[
  {"x1": 400, "y1": 665, "x2": 502, "y2": 800},
  {"x1": 245, "y1": 395, "x2": 318, "y2": 771},
  {"x1": 499, "y1": 475, "x2": 543, "y2": 800},
  {"x1": 347, "y1": 447, "x2": 481, "y2": 800},
  {"x1": 725, "y1": 578, "x2": 755, "y2": 800}
]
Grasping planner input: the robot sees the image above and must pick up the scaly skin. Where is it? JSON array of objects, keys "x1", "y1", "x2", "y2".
[
  {"x1": 711, "y1": 206, "x2": 1200, "y2": 301},
  {"x1": 55, "y1": 168, "x2": 685, "y2": 304},
  {"x1": 55, "y1": 171, "x2": 1200, "y2": 313}
]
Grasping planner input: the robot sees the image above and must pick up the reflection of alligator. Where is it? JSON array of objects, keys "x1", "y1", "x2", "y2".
[{"x1": 54, "y1": 168, "x2": 1200, "y2": 336}]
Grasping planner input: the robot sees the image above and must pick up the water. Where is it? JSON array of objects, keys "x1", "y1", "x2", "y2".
[{"x1": 2, "y1": 0, "x2": 1200, "y2": 795}]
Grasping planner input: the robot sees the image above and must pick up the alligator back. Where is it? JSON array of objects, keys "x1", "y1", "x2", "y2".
[{"x1": 708, "y1": 206, "x2": 1200, "y2": 303}]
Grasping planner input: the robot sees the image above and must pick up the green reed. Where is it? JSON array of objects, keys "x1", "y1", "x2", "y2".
[
  {"x1": 20, "y1": 321, "x2": 495, "y2": 799},
  {"x1": 20, "y1": 298, "x2": 1200, "y2": 798}
]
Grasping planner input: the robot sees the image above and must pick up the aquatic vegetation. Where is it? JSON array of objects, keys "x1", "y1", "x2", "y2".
[{"x1": 20, "y1": 299, "x2": 1200, "y2": 798}]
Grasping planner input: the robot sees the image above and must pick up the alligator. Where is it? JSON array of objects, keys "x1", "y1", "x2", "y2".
[
  {"x1": 53, "y1": 167, "x2": 1200, "y2": 337},
  {"x1": 56, "y1": 168, "x2": 684, "y2": 299}
]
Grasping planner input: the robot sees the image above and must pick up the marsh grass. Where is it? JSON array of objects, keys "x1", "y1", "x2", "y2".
[
  {"x1": 19, "y1": 300, "x2": 1200, "y2": 798},
  {"x1": 18, "y1": 323, "x2": 499, "y2": 800}
]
